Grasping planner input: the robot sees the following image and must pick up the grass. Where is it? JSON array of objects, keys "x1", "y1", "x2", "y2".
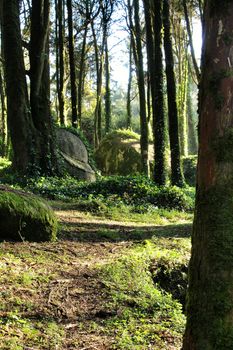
[
  {"x1": 0, "y1": 157, "x2": 193, "y2": 348},
  {"x1": 0, "y1": 211, "x2": 192, "y2": 349}
]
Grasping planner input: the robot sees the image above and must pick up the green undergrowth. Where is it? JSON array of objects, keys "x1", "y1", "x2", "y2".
[
  {"x1": 0, "y1": 243, "x2": 70, "y2": 349},
  {"x1": 0, "y1": 158, "x2": 195, "y2": 215},
  {"x1": 99, "y1": 237, "x2": 190, "y2": 349}
]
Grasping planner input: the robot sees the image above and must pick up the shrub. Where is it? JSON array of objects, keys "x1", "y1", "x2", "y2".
[
  {"x1": 26, "y1": 175, "x2": 194, "y2": 212},
  {"x1": 182, "y1": 155, "x2": 197, "y2": 186},
  {"x1": 0, "y1": 186, "x2": 57, "y2": 242}
]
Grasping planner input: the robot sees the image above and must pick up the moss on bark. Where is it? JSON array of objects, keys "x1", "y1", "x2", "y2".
[{"x1": 184, "y1": 186, "x2": 233, "y2": 349}]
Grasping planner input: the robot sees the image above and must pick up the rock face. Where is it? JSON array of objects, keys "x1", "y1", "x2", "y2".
[
  {"x1": 0, "y1": 186, "x2": 57, "y2": 242},
  {"x1": 56, "y1": 128, "x2": 96, "y2": 181},
  {"x1": 94, "y1": 130, "x2": 154, "y2": 176}
]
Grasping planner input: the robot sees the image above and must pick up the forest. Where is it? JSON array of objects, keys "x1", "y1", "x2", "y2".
[{"x1": 0, "y1": 0, "x2": 232, "y2": 349}]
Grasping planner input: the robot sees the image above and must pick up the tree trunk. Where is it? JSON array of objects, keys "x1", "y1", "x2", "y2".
[
  {"x1": 182, "y1": 0, "x2": 200, "y2": 82},
  {"x1": 57, "y1": 0, "x2": 65, "y2": 125},
  {"x1": 133, "y1": 0, "x2": 149, "y2": 176},
  {"x1": 30, "y1": 0, "x2": 58, "y2": 174},
  {"x1": 152, "y1": 0, "x2": 166, "y2": 185},
  {"x1": 187, "y1": 73, "x2": 198, "y2": 155},
  {"x1": 2, "y1": 0, "x2": 33, "y2": 172},
  {"x1": 66, "y1": 0, "x2": 78, "y2": 127},
  {"x1": 104, "y1": 36, "x2": 111, "y2": 134},
  {"x1": 183, "y1": 1, "x2": 233, "y2": 348},
  {"x1": 126, "y1": 38, "x2": 133, "y2": 129},
  {"x1": 77, "y1": 25, "x2": 88, "y2": 128},
  {"x1": 163, "y1": 0, "x2": 184, "y2": 187}
]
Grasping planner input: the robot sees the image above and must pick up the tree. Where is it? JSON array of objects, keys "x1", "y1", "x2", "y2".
[
  {"x1": 2, "y1": 0, "x2": 58, "y2": 175},
  {"x1": 67, "y1": 0, "x2": 78, "y2": 127},
  {"x1": 30, "y1": 0, "x2": 58, "y2": 174},
  {"x1": 2, "y1": 0, "x2": 34, "y2": 172},
  {"x1": 132, "y1": 0, "x2": 149, "y2": 176},
  {"x1": 182, "y1": 1, "x2": 233, "y2": 348},
  {"x1": 163, "y1": 0, "x2": 184, "y2": 187},
  {"x1": 152, "y1": 0, "x2": 166, "y2": 185}
]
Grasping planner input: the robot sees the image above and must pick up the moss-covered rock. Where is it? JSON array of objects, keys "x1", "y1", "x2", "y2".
[
  {"x1": 95, "y1": 129, "x2": 153, "y2": 176},
  {"x1": 0, "y1": 186, "x2": 57, "y2": 242}
]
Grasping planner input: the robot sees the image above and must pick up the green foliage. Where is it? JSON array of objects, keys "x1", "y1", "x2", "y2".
[
  {"x1": 182, "y1": 155, "x2": 197, "y2": 186},
  {"x1": 25, "y1": 175, "x2": 194, "y2": 212},
  {"x1": 100, "y1": 239, "x2": 189, "y2": 349},
  {"x1": 0, "y1": 187, "x2": 57, "y2": 242}
]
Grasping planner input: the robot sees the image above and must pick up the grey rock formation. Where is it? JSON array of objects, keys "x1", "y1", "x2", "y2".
[{"x1": 56, "y1": 129, "x2": 96, "y2": 181}]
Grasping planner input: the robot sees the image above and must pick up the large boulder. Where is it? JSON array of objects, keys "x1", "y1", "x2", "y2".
[
  {"x1": 0, "y1": 186, "x2": 57, "y2": 242},
  {"x1": 56, "y1": 128, "x2": 96, "y2": 181},
  {"x1": 94, "y1": 130, "x2": 153, "y2": 176}
]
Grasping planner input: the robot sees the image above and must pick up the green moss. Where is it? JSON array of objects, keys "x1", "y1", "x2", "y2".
[
  {"x1": 95, "y1": 129, "x2": 143, "y2": 176},
  {"x1": 212, "y1": 128, "x2": 233, "y2": 162},
  {"x1": 0, "y1": 187, "x2": 57, "y2": 242},
  {"x1": 186, "y1": 185, "x2": 233, "y2": 349}
]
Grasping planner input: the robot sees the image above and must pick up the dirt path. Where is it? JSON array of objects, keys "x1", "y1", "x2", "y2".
[{"x1": 0, "y1": 209, "x2": 191, "y2": 349}]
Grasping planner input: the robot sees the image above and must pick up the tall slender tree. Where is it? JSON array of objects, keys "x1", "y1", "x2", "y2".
[
  {"x1": 152, "y1": 0, "x2": 166, "y2": 185},
  {"x1": 163, "y1": 0, "x2": 184, "y2": 187},
  {"x1": 67, "y1": 0, "x2": 78, "y2": 127},
  {"x1": 30, "y1": 0, "x2": 58, "y2": 174},
  {"x1": 133, "y1": 0, "x2": 149, "y2": 176}
]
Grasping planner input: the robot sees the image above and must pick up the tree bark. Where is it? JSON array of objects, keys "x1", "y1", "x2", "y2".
[
  {"x1": 66, "y1": 0, "x2": 78, "y2": 127},
  {"x1": 163, "y1": 0, "x2": 184, "y2": 187},
  {"x1": 57, "y1": 0, "x2": 65, "y2": 125},
  {"x1": 104, "y1": 36, "x2": 111, "y2": 134},
  {"x1": 133, "y1": 0, "x2": 149, "y2": 176},
  {"x1": 2, "y1": 0, "x2": 33, "y2": 172},
  {"x1": 152, "y1": 0, "x2": 166, "y2": 185},
  {"x1": 126, "y1": 38, "x2": 133, "y2": 129},
  {"x1": 182, "y1": 0, "x2": 200, "y2": 82},
  {"x1": 183, "y1": 1, "x2": 233, "y2": 348},
  {"x1": 30, "y1": 0, "x2": 58, "y2": 174},
  {"x1": 77, "y1": 24, "x2": 88, "y2": 128}
]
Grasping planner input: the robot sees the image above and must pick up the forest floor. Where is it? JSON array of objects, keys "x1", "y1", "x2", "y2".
[{"x1": 0, "y1": 202, "x2": 192, "y2": 350}]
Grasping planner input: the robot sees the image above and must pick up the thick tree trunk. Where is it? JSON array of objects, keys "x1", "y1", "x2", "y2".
[
  {"x1": 66, "y1": 0, "x2": 78, "y2": 127},
  {"x1": 163, "y1": 0, "x2": 184, "y2": 187},
  {"x1": 2, "y1": 0, "x2": 33, "y2": 172},
  {"x1": 183, "y1": 1, "x2": 233, "y2": 349}
]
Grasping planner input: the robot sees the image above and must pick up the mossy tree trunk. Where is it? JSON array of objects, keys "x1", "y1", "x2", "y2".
[
  {"x1": 2, "y1": 0, "x2": 34, "y2": 172},
  {"x1": 57, "y1": 0, "x2": 66, "y2": 126},
  {"x1": 163, "y1": 0, "x2": 184, "y2": 187},
  {"x1": 30, "y1": 0, "x2": 58, "y2": 174},
  {"x1": 66, "y1": 0, "x2": 78, "y2": 128},
  {"x1": 104, "y1": 36, "x2": 111, "y2": 134},
  {"x1": 77, "y1": 24, "x2": 88, "y2": 128},
  {"x1": 152, "y1": 0, "x2": 166, "y2": 185},
  {"x1": 183, "y1": 1, "x2": 233, "y2": 349},
  {"x1": 133, "y1": 0, "x2": 149, "y2": 176}
]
